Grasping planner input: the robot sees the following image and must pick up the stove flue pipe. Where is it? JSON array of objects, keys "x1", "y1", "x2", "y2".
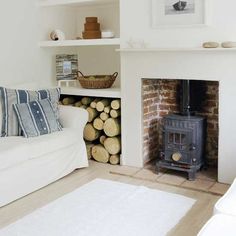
[{"x1": 181, "y1": 80, "x2": 191, "y2": 116}]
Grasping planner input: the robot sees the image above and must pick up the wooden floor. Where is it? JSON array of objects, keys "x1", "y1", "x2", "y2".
[{"x1": 0, "y1": 161, "x2": 220, "y2": 236}]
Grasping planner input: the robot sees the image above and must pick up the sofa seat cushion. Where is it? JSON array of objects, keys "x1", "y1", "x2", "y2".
[
  {"x1": 0, "y1": 128, "x2": 79, "y2": 171},
  {"x1": 198, "y1": 214, "x2": 236, "y2": 236},
  {"x1": 214, "y1": 178, "x2": 236, "y2": 215}
]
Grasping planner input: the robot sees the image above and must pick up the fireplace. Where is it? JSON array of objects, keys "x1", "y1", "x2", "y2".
[{"x1": 120, "y1": 50, "x2": 236, "y2": 184}]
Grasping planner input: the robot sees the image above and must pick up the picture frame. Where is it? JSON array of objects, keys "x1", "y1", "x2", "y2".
[
  {"x1": 56, "y1": 54, "x2": 78, "y2": 81},
  {"x1": 151, "y1": 0, "x2": 209, "y2": 28}
]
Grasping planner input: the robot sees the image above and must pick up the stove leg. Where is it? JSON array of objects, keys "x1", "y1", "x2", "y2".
[
  {"x1": 156, "y1": 165, "x2": 160, "y2": 174},
  {"x1": 188, "y1": 170, "x2": 196, "y2": 181}
]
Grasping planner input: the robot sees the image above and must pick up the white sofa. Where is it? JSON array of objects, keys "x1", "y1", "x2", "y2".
[
  {"x1": 198, "y1": 179, "x2": 236, "y2": 235},
  {"x1": 0, "y1": 105, "x2": 89, "y2": 207}
]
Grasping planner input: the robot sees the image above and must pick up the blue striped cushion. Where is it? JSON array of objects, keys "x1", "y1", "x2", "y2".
[
  {"x1": 13, "y1": 99, "x2": 62, "y2": 138},
  {"x1": 0, "y1": 87, "x2": 60, "y2": 137}
]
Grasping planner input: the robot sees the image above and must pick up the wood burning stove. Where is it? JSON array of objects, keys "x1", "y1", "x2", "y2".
[{"x1": 156, "y1": 80, "x2": 206, "y2": 180}]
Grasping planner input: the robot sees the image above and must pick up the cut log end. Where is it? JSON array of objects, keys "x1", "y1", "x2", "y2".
[
  {"x1": 99, "y1": 135, "x2": 107, "y2": 145},
  {"x1": 92, "y1": 145, "x2": 110, "y2": 163},
  {"x1": 104, "y1": 118, "x2": 121, "y2": 137},
  {"x1": 87, "y1": 107, "x2": 98, "y2": 122},
  {"x1": 84, "y1": 123, "x2": 101, "y2": 141},
  {"x1": 93, "y1": 118, "x2": 104, "y2": 130},
  {"x1": 109, "y1": 155, "x2": 120, "y2": 165},
  {"x1": 104, "y1": 136, "x2": 121, "y2": 155},
  {"x1": 100, "y1": 112, "x2": 109, "y2": 121},
  {"x1": 96, "y1": 99, "x2": 110, "y2": 112},
  {"x1": 110, "y1": 109, "x2": 121, "y2": 118},
  {"x1": 111, "y1": 99, "x2": 121, "y2": 110},
  {"x1": 86, "y1": 143, "x2": 95, "y2": 159}
]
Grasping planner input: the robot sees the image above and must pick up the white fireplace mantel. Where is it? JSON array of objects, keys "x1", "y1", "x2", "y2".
[
  {"x1": 120, "y1": 49, "x2": 236, "y2": 184},
  {"x1": 117, "y1": 47, "x2": 236, "y2": 53}
]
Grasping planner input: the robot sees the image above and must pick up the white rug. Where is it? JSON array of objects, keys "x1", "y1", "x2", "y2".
[{"x1": 0, "y1": 179, "x2": 196, "y2": 236}]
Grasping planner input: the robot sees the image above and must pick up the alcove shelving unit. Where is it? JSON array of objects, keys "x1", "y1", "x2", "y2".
[
  {"x1": 39, "y1": 0, "x2": 122, "y2": 166},
  {"x1": 39, "y1": 0, "x2": 121, "y2": 98}
]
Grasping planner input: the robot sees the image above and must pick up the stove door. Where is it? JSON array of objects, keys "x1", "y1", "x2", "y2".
[{"x1": 164, "y1": 128, "x2": 194, "y2": 165}]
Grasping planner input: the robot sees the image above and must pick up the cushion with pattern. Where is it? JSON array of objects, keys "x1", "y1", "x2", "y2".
[
  {"x1": 0, "y1": 87, "x2": 60, "y2": 137},
  {"x1": 13, "y1": 99, "x2": 62, "y2": 138}
]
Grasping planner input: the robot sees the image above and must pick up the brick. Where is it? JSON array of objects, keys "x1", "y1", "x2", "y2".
[
  {"x1": 143, "y1": 100, "x2": 153, "y2": 107},
  {"x1": 159, "y1": 104, "x2": 171, "y2": 110},
  {"x1": 149, "y1": 105, "x2": 157, "y2": 112}
]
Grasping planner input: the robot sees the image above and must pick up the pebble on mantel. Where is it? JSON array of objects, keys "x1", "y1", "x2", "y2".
[
  {"x1": 202, "y1": 42, "x2": 220, "y2": 48},
  {"x1": 221, "y1": 41, "x2": 236, "y2": 48}
]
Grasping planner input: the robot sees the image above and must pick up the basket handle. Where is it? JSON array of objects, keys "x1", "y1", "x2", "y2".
[
  {"x1": 77, "y1": 71, "x2": 85, "y2": 77},
  {"x1": 112, "y1": 72, "x2": 118, "y2": 79}
]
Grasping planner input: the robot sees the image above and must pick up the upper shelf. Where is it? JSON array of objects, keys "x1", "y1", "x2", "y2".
[
  {"x1": 38, "y1": 0, "x2": 119, "y2": 7},
  {"x1": 39, "y1": 38, "x2": 120, "y2": 47}
]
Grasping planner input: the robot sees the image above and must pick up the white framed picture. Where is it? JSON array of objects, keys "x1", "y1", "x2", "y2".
[{"x1": 151, "y1": 0, "x2": 209, "y2": 28}]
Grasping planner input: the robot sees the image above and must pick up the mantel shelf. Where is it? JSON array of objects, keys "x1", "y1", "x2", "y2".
[
  {"x1": 38, "y1": 0, "x2": 119, "y2": 7},
  {"x1": 117, "y1": 47, "x2": 236, "y2": 53},
  {"x1": 39, "y1": 39, "x2": 120, "y2": 47},
  {"x1": 61, "y1": 85, "x2": 121, "y2": 98}
]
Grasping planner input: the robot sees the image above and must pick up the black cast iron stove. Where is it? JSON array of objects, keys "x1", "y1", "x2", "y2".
[{"x1": 156, "y1": 80, "x2": 206, "y2": 180}]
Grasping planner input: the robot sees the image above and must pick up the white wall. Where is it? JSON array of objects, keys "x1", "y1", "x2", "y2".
[
  {"x1": 0, "y1": 0, "x2": 40, "y2": 88},
  {"x1": 120, "y1": 0, "x2": 236, "y2": 48}
]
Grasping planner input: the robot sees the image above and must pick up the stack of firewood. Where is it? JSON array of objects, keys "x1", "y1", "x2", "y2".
[{"x1": 61, "y1": 96, "x2": 121, "y2": 165}]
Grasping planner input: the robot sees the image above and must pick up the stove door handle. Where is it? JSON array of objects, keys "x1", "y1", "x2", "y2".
[{"x1": 189, "y1": 143, "x2": 196, "y2": 151}]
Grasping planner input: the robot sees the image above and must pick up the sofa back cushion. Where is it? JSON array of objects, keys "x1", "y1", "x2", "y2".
[{"x1": 0, "y1": 87, "x2": 61, "y2": 137}]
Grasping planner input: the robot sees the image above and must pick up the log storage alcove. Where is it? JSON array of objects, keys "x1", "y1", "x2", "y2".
[{"x1": 61, "y1": 96, "x2": 121, "y2": 165}]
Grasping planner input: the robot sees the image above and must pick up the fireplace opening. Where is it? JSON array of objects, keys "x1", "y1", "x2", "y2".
[{"x1": 142, "y1": 79, "x2": 219, "y2": 180}]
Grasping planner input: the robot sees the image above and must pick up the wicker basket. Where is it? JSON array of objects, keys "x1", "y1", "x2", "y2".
[{"x1": 77, "y1": 71, "x2": 118, "y2": 89}]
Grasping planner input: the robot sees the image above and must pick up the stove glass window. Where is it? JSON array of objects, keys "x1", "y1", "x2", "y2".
[{"x1": 168, "y1": 132, "x2": 187, "y2": 145}]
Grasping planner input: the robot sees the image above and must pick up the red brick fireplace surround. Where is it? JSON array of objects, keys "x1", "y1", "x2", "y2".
[{"x1": 142, "y1": 79, "x2": 219, "y2": 166}]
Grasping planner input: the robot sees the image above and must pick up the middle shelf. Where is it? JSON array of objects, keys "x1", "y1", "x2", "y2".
[
  {"x1": 39, "y1": 38, "x2": 120, "y2": 47},
  {"x1": 61, "y1": 85, "x2": 121, "y2": 98}
]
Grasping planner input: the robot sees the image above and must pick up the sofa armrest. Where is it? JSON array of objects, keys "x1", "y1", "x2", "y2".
[{"x1": 59, "y1": 105, "x2": 88, "y2": 131}]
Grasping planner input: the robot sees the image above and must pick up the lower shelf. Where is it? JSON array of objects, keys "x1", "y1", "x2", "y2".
[{"x1": 61, "y1": 85, "x2": 121, "y2": 98}]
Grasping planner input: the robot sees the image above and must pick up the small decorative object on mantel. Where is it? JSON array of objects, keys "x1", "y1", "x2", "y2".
[
  {"x1": 50, "y1": 29, "x2": 65, "y2": 41},
  {"x1": 82, "y1": 17, "x2": 101, "y2": 39},
  {"x1": 221, "y1": 41, "x2": 236, "y2": 48},
  {"x1": 202, "y1": 41, "x2": 220, "y2": 48},
  {"x1": 77, "y1": 71, "x2": 118, "y2": 89}
]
